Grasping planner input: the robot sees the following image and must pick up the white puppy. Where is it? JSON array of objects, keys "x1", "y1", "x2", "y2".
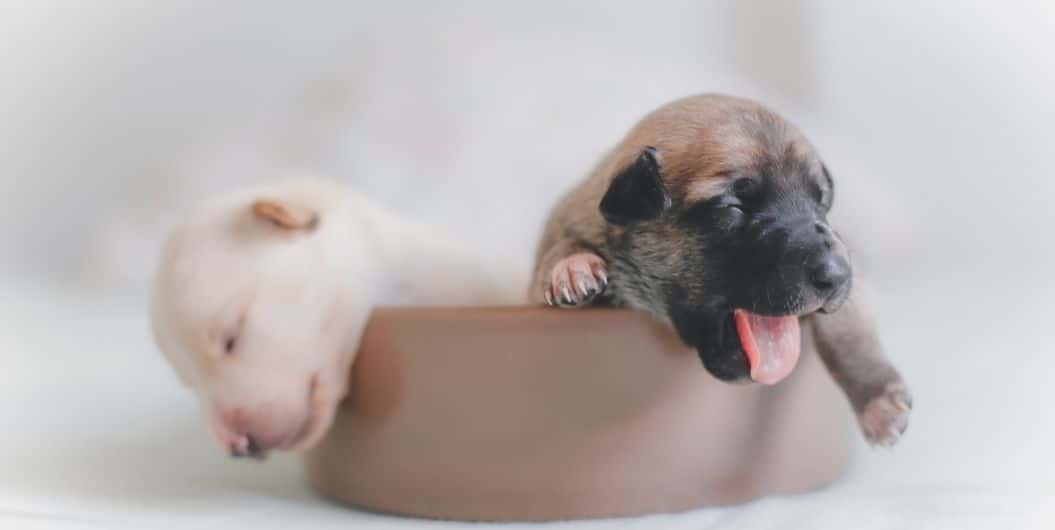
[{"x1": 150, "y1": 179, "x2": 524, "y2": 458}]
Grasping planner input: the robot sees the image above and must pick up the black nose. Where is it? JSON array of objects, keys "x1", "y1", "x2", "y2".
[
  {"x1": 808, "y1": 256, "x2": 850, "y2": 295},
  {"x1": 245, "y1": 435, "x2": 264, "y2": 458},
  {"x1": 230, "y1": 434, "x2": 266, "y2": 460}
]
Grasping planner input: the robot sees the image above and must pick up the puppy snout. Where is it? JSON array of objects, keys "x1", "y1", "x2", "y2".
[
  {"x1": 803, "y1": 220, "x2": 852, "y2": 310},
  {"x1": 229, "y1": 433, "x2": 265, "y2": 459},
  {"x1": 808, "y1": 255, "x2": 850, "y2": 296},
  {"x1": 218, "y1": 406, "x2": 295, "y2": 459},
  {"x1": 755, "y1": 214, "x2": 852, "y2": 313}
]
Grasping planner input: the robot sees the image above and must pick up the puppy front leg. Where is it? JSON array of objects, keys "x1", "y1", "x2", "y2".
[
  {"x1": 810, "y1": 286, "x2": 912, "y2": 447},
  {"x1": 531, "y1": 239, "x2": 608, "y2": 308}
]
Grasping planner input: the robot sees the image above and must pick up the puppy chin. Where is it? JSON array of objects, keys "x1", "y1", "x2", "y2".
[
  {"x1": 286, "y1": 400, "x2": 338, "y2": 451},
  {"x1": 670, "y1": 307, "x2": 752, "y2": 383},
  {"x1": 698, "y1": 345, "x2": 752, "y2": 383},
  {"x1": 285, "y1": 378, "x2": 343, "y2": 452},
  {"x1": 207, "y1": 411, "x2": 248, "y2": 456},
  {"x1": 819, "y1": 280, "x2": 853, "y2": 314}
]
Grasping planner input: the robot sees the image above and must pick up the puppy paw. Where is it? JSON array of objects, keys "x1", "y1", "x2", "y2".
[
  {"x1": 858, "y1": 382, "x2": 912, "y2": 447},
  {"x1": 544, "y1": 252, "x2": 608, "y2": 308}
]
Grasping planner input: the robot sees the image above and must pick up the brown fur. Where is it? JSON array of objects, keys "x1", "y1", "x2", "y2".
[
  {"x1": 531, "y1": 93, "x2": 911, "y2": 446},
  {"x1": 532, "y1": 95, "x2": 824, "y2": 302}
]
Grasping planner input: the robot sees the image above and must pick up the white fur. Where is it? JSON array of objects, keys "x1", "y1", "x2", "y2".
[{"x1": 150, "y1": 179, "x2": 525, "y2": 456}]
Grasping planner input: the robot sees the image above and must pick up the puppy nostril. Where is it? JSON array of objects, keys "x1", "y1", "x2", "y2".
[
  {"x1": 810, "y1": 261, "x2": 835, "y2": 293},
  {"x1": 244, "y1": 434, "x2": 263, "y2": 458},
  {"x1": 809, "y1": 259, "x2": 849, "y2": 294},
  {"x1": 229, "y1": 434, "x2": 250, "y2": 458},
  {"x1": 814, "y1": 222, "x2": 826, "y2": 234},
  {"x1": 812, "y1": 275, "x2": 835, "y2": 293}
]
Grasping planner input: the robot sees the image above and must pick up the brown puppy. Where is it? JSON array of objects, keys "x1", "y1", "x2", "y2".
[{"x1": 531, "y1": 94, "x2": 910, "y2": 446}]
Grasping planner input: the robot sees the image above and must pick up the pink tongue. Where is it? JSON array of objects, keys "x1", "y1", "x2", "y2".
[{"x1": 733, "y1": 309, "x2": 801, "y2": 385}]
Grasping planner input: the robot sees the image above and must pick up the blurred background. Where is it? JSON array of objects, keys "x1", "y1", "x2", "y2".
[{"x1": 1, "y1": 1, "x2": 1053, "y2": 528}]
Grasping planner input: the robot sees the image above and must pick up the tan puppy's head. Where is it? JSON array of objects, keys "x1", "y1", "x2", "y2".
[
  {"x1": 150, "y1": 182, "x2": 366, "y2": 458},
  {"x1": 598, "y1": 94, "x2": 851, "y2": 384}
]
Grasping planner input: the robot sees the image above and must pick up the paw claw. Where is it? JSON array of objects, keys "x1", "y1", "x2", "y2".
[
  {"x1": 894, "y1": 397, "x2": 912, "y2": 413},
  {"x1": 545, "y1": 252, "x2": 608, "y2": 308},
  {"x1": 858, "y1": 382, "x2": 912, "y2": 448}
]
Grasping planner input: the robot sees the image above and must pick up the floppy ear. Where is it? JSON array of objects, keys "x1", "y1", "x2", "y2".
[
  {"x1": 599, "y1": 146, "x2": 671, "y2": 225},
  {"x1": 250, "y1": 199, "x2": 319, "y2": 230}
]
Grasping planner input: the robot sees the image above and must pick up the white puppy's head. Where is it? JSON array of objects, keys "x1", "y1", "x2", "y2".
[{"x1": 150, "y1": 182, "x2": 368, "y2": 458}]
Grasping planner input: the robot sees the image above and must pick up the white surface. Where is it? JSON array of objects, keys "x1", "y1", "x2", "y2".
[{"x1": 2, "y1": 255, "x2": 1053, "y2": 529}]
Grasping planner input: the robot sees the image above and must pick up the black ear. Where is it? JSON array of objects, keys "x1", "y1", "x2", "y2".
[{"x1": 599, "y1": 147, "x2": 671, "y2": 225}]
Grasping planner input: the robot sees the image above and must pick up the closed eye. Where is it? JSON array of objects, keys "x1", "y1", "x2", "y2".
[
  {"x1": 223, "y1": 335, "x2": 238, "y2": 355},
  {"x1": 221, "y1": 312, "x2": 245, "y2": 356},
  {"x1": 721, "y1": 201, "x2": 748, "y2": 228},
  {"x1": 681, "y1": 197, "x2": 748, "y2": 228},
  {"x1": 206, "y1": 288, "x2": 255, "y2": 360},
  {"x1": 732, "y1": 177, "x2": 759, "y2": 198}
]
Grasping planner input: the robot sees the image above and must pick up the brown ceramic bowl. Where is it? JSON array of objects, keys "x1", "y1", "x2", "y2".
[{"x1": 304, "y1": 307, "x2": 852, "y2": 521}]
